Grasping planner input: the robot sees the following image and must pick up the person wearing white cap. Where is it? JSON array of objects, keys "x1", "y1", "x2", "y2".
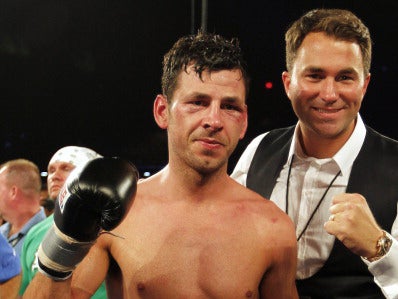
[
  {"x1": 19, "y1": 146, "x2": 108, "y2": 298},
  {"x1": 46, "y1": 146, "x2": 102, "y2": 201},
  {"x1": 41, "y1": 146, "x2": 103, "y2": 216}
]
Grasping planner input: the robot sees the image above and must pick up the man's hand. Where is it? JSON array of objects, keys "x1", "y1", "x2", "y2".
[{"x1": 324, "y1": 193, "x2": 383, "y2": 258}]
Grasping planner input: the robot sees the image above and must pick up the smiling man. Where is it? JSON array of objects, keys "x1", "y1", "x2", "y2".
[{"x1": 231, "y1": 8, "x2": 398, "y2": 299}]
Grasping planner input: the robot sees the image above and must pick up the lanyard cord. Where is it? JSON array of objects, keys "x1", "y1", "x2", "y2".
[
  {"x1": 286, "y1": 155, "x2": 341, "y2": 241},
  {"x1": 9, "y1": 233, "x2": 24, "y2": 247}
]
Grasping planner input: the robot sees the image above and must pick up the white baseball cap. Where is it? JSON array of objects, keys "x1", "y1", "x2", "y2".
[{"x1": 48, "y1": 146, "x2": 102, "y2": 168}]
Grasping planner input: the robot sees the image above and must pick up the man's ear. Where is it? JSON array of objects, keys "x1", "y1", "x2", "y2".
[
  {"x1": 281, "y1": 71, "x2": 292, "y2": 99},
  {"x1": 362, "y1": 72, "x2": 371, "y2": 95},
  {"x1": 153, "y1": 94, "x2": 168, "y2": 129}
]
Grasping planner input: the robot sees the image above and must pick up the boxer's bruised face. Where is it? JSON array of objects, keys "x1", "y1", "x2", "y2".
[{"x1": 155, "y1": 65, "x2": 247, "y2": 173}]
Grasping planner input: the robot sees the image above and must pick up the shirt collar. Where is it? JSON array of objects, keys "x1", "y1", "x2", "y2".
[
  {"x1": 19, "y1": 207, "x2": 46, "y2": 235},
  {"x1": 288, "y1": 114, "x2": 366, "y2": 176},
  {"x1": 334, "y1": 114, "x2": 366, "y2": 176},
  {"x1": 0, "y1": 208, "x2": 46, "y2": 240}
]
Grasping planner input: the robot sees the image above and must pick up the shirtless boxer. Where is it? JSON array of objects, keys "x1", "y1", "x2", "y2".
[{"x1": 23, "y1": 31, "x2": 298, "y2": 299}]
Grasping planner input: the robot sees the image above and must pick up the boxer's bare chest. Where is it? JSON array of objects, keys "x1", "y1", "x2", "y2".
[{"x1": 108, "y1": 200, "x2": 266, "y2": 298}]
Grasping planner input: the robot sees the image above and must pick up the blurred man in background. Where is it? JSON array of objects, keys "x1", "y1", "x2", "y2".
[{"x1": 0, "y1": 159, "x2": 45, "y2": 257}]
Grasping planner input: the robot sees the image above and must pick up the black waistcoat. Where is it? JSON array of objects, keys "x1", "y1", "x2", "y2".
[{"x1": 246, "y1": 125, "x2": 398, "y2": 299}]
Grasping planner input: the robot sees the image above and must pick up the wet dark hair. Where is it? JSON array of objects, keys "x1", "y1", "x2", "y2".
[{"x1": 161, "y1": 31, "x2": 250, "y2": 101}]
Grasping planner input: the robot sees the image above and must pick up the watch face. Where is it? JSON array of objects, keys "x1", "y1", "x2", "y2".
[
  {"x1": 364, "y1": 231, "x2": 392, "y2": 262},
  {"x1": 378, "y1": 231, "x2": 392, "y2": 256}
]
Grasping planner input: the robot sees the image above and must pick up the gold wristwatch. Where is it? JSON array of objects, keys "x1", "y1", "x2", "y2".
[{"x1": 363, "y1": 230, "x2": 392, "y2": 262}]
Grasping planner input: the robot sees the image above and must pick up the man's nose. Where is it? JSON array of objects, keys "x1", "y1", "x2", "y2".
[
  {"x1": 320, "y1": 78, "x2": 338, "y2": 102},
  {"x1": 203, "y1": 105, "x2": 223, "y2": 130}
]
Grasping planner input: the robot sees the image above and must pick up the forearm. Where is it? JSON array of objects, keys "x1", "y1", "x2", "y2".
[
  {"x1": 0, "y1": 274, "x2": 21, "y2": 299},
  {"x1": 22, "y1": 272, "x2": 72, "y2": 299}
]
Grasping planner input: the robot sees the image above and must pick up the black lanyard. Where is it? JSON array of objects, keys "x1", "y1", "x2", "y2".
[
  {"x1": 9, "y1": 233, "x2": 24, "y2": 247},
  {"x1": 285, "y1": 155, "x2": 341, "y2": 241}
]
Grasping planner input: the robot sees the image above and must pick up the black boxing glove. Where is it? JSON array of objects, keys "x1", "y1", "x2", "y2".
[{"x1": 37, "y1": 157, "x2": 138, "y2": 280}]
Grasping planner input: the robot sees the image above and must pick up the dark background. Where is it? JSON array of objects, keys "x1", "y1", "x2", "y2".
[{"x1": 1, "y1": 0, "x2": 397, "y2": 177}]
